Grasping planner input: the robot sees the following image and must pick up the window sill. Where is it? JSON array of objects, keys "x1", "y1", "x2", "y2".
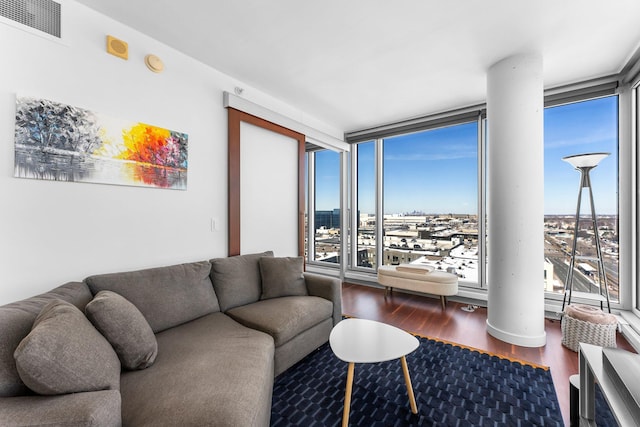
[{"x1": 619, "y1": 311, "x2": 640, "y2": 352}]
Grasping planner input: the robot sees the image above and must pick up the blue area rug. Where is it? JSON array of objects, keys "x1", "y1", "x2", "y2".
[{"x1": 271, "y1": 336, "x2": 564, "y2": 426}]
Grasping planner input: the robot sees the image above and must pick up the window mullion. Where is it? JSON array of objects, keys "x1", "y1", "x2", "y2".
[
  {"x1": 307, "y1": 152, "x2": 316, "y2": 263},
  {"x1": 478, "y1": 115, "x2": 487, "y2": 288},
  {"x1": 375, "y1": 138, "x2": 384, "y2": 271},
  {"x1": 350, "y1": 145, "x2": 358, "y2": 269}
]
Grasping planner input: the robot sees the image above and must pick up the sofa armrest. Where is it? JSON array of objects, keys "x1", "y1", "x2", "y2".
[
  {"x1": 0, "y1": 390, "x2": 121, "y2": 427},
  {"x1": 303, "y1": 272, "x2": 342, "y2": 326}
]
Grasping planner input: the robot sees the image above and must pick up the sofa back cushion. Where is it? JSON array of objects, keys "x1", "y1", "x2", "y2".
[
  {"x1": 85, "y1": 261, "x2": 219, "y2": 333},
  {"x1": 0, "y1": 282, "x2": 92, "y2": 397},
  {"x1": 210, "y1": 251, "x2": 273, "y2": 312}
]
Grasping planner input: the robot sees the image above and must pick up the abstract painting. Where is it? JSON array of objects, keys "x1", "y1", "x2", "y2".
[{"x1": 14, "y1": 96, "x2": 188, "y2": 189}]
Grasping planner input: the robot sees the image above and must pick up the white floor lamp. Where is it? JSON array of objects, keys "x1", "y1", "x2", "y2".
[{"x1": 560, "y1": 152, "x2": 611, "y2": 313}]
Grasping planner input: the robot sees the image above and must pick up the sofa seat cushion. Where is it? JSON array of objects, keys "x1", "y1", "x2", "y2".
[
  {"x1": 14, "y1": 300, "x2": 120, "y2": 395},
  {"x1": 85, "y1": 261, "x2": 220, "y2": 333},
  {"x1": 0, "y1": 390, "x2": 121, "y2": 427},
  {"x1": 85, "y1": 291, "x2": 158, "y2": 370},
  {"x1": 119, "y1": 312, "x2": 274, "y2": 427},
  {"x1": 227, "y1": 296, "x2": 333, "y2": 347}
]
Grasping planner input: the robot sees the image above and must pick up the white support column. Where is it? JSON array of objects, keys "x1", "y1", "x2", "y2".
[{"x1": 486, "y1": 53, "x2": 546, "y2": 347}]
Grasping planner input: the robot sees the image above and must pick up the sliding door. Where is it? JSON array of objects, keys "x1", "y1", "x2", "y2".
[{"x1": 227, "y1": 108, "x2": 304, "y2": 257}]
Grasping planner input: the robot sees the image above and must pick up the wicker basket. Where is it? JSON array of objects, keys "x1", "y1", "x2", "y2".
[{"x1": 561, "y1": 314, "x2": 617, "y2": 352}]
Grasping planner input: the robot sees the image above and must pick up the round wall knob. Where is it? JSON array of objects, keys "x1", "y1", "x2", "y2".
[{"x1": 144, "y1": 54, "x2": 164, "y2": 73}]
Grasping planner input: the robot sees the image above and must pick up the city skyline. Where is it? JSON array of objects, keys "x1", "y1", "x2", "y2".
[{"x1": 314, "y1": 96, "x2": 618, "y2": 216}]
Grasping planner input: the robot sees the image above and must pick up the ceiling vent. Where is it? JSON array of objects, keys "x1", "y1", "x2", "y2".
[{"x1": 0, "y1": 0, "x2": 61, "y2": 38}]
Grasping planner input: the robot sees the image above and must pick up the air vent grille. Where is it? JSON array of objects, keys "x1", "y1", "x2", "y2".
[{"x1": 0, "y1": 0, "x2": 61, "y2": 38}]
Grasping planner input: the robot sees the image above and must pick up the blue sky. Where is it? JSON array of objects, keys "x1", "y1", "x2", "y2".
[
  {"x1": 543, "y1": 97, "x2": 618, "y2": 215},
  {"x1": 315, "y1": 96, "x2": 618, "y2": 215}
]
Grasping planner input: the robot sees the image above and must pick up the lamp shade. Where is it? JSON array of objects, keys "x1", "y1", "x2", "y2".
[{"x1": 562, "y1": 152, "x2": 610, "y2": 169}]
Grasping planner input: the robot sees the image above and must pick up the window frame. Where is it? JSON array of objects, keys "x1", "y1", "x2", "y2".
[
  {"x1": 633, "y1": 79, "x2": 640, "y2": 314},
  {"x1": 306, "y1": 78, "x2": 629, "y2": 311},
  {"x1": 349, "y1": 139, "x2": 382, "y2": 273},
  {"x1": 541, "y1": 93, "x2": 622, "y2": 306},
  {"x1": 305, "y1": 147, "x2": 345, "y2": 269},
  {"x1": 346, "y1": 111, "x2": 486, "y2": 289}
]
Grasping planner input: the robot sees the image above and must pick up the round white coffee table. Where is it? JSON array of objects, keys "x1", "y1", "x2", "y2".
[{"x1": 329, "y1": 318, "x2": 419, "y2": 426}]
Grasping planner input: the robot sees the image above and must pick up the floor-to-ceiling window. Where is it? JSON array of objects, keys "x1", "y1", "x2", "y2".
[
  {"x1": 306, "y1": 81, "x2": 626, "y2": 301},
  {"x1": 356, "y1": 141, "x2": 376, "y2": 268},
  {"x1": 543, "y1": 95, "x2": 619, "y2": 301},
  {"x1": 311, "y1": 149, "x2": 341, "y2": 264},
  {"x1": 381, "y1": 123, "x2": 479, "y2": 284},
  {"x1": 347, "y1": 113, "x2": 483, "y2": 287}
]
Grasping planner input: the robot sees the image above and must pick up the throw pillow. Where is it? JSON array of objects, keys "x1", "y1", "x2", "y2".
[
  {"x1": 210, "y1": 251, "x2": 274, "y2": 311},
  {"x1": 85, "y1": 290, "x2": 158, "y2": 370},
  {"x1": 259, "y1": 256, "x2": 308, "y2": 300},
  {"x1": 14, "y1": 299, "x2": 120, "y2": 395}
]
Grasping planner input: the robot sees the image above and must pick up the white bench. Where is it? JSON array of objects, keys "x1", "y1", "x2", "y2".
[{"x1": 377, "y1": 264, "x2": 458, "y2": 310}]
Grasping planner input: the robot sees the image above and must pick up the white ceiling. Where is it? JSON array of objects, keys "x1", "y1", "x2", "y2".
[{"x1": 75, "y1": 0, "x2": 640, "y2": 134}]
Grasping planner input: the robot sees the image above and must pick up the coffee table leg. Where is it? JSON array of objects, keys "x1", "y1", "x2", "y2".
[
  {"x1": 342, "y1": 362, "x2": 355, "y2": 427},
  {"x1": 400, "y1": 356, "x2": 418, "y2": 414}
]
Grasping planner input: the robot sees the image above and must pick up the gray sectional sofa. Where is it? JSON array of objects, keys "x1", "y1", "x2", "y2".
[{"x1": 0, "y1": 251, "x2": 342, "y2": 426}]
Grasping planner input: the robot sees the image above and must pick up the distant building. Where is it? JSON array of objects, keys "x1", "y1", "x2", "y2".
[
  {"x1": 315, "y1": 209, "x2": 360, "y2": 230},
  {"x1": 544, "y1": 259, "x2": 555, "y2": 292},
  {"x1": 315, "y1": 209, "x2": 340, "y2": 230},
  {"x1": 383, "y1": 248, "x2": 425, "y2": 265}
]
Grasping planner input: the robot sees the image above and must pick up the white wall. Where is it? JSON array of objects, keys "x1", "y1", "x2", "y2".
[{"x1": 0, "y1": 0, "x2": 341, "y2": 304}]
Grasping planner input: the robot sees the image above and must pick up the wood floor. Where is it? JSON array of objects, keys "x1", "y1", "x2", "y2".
[{"x1": 341, "y1": 282, "x2": 635, "y2": 427}]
